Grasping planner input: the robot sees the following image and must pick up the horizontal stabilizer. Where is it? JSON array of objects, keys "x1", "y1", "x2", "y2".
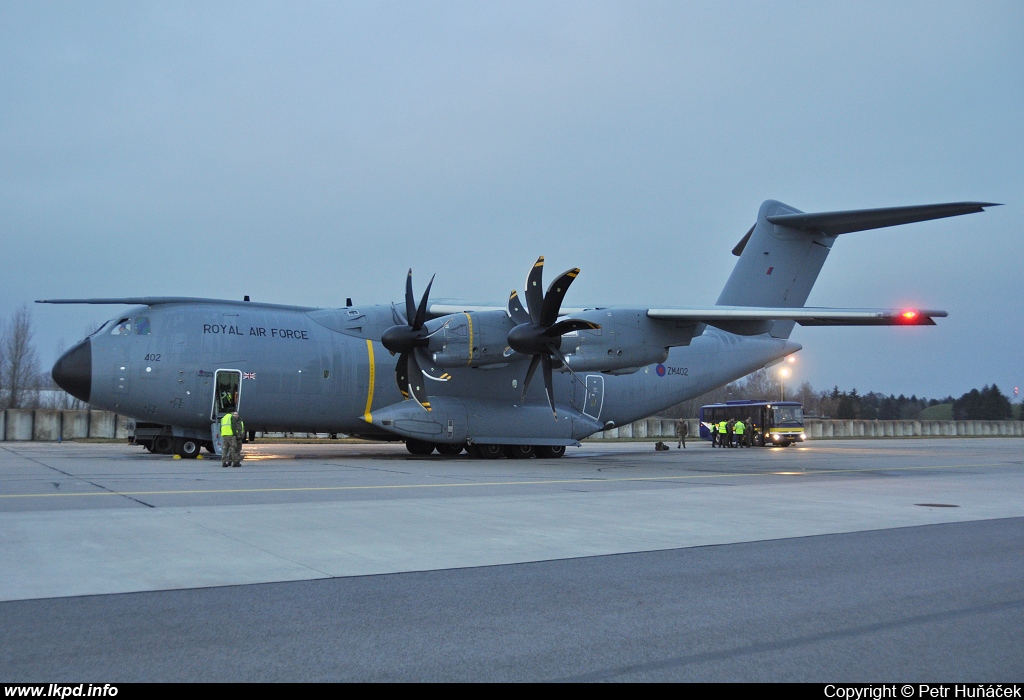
[
  {"x1": 647, "y1": 306, "x2": 946, "y2": 327},
  {"x1": 765, "y1": 202, "x2": 999, "y2": 236}
]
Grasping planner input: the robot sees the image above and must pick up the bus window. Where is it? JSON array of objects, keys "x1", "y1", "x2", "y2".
[{"x1": 772, "y1": 405, "x2": 803, "y2": 425}]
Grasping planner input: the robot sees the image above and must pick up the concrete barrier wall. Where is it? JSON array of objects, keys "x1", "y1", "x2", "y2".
[
  {"x1": 61, "y1": 411, "x2": 90, "y2": 439},
  {"x1": 115, "y1": 418, "x2": 131, "y2": 439},
  {"x1": 88, "y1": 411, "x2": 116, "y2": 439},
  {"x1": 32, "y1": 410, "x2": 62, "y2": 441},
  {"x1": 1, "y1": 411, "x2": 1022, "y2": 442},
  {"x1": 588, "y1": 418, "x2": 1022, "y2": 440},
  {"x1": 5, "y1": 410, "x2": 34, "y2": 441}
]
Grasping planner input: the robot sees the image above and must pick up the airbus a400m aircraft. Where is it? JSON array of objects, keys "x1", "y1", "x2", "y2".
[{"x1": 43, "y1": 199, "x2": 995, "y2": 459}]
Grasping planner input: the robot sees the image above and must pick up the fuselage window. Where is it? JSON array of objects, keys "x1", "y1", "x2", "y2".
[
  {"x1": 135, "y1": 317, "x2": 151, "y2": 335},
  {"x1": 110, "y1": 319, "x2": 132, "y2": 335}
]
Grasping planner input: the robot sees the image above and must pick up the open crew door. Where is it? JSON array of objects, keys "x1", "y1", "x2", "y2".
[{"x1": 210, "y1": 369, "x2": 242, "y2": 455}]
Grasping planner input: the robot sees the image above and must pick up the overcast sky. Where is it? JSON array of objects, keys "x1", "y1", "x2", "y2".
[{"x1": 2, "y1": 1, "x2": 1021, "y2": 400}]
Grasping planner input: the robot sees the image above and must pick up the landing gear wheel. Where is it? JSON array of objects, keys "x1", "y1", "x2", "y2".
[
  {"x1": 475, "y1": 444, "x2": 504, "y2": 459},
  {"x1": 152, "y1": 435, "x2": 174, "y2": 454},
  {"x1": 436, "y1": 443, "x2": 465, "y2": 456},
  {"x1": 405, "y1": 438, "x2": 436, "y2": 456},
  {"x1": 174, "y1": 437, "x2": 201, "y2": 459},
  {"x1": 144, "y1": 443, "x2": 157, "y2": 453},
  {"x1": 502, "y1": 445, "x2": 535, "y2": 459},
  {"x1": 535, "y1": 445, "x2": 566, "y2": 459},
  {"x1": 204, "y1": 443, "x2": 217, "y2": 454}
]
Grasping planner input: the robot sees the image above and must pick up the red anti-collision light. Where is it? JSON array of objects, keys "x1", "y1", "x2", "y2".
[{"x1": 901, "y1": 310, "x2": 919, "y2": 321}]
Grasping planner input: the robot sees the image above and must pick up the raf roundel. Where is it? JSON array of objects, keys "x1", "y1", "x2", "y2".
[{"x1": 656, "y1": 364, "x2": 666, "y2": 377}]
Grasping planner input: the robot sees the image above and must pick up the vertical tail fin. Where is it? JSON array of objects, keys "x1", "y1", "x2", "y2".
[{"x1": 716, "y1": 199, "x2": 997, "y2": 337}]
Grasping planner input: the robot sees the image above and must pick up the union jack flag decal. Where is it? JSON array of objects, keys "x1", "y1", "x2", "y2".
[{"x1": 243, "y1": 372, "x2": 256, "y2": 380}]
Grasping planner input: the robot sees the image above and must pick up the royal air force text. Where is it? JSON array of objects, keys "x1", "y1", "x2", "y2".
[{"x1": 202, "y1": 325, "x2": 309, "y2": 340}]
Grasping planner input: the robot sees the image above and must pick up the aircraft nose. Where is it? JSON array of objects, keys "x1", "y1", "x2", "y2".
[{"x1": 52, "y1": 338, "x2": 92, "y2": 403}]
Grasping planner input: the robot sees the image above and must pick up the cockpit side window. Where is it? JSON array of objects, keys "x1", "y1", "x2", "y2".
[
  {"x1": 110, "y1": 319, "x2": 132, "y2": 335},
  {"x1": 135, "y1": 317, "x2": 151, "y2": 335}
]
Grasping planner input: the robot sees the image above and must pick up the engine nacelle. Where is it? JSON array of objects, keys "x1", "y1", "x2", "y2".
[
  {"x1": 558, "y1": 308, "x2": 687, "y2": 373},
  {"x1": 427, "y1": 310, "x2": 517, "y2": 368}
]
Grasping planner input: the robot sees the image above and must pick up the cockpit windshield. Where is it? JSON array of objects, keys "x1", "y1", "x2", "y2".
[
  {"x1": 89, "y1": 319, "x2": 115, "y2": 338},
  {"x1": 110, "y1": 319, "x2": 132, "y2": 335},
  {"x1": 772, "y1": 406, "x2": 804, "y2": 425}
]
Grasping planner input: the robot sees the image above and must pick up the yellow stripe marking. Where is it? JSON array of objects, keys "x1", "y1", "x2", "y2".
[
  {"x1": 363, "y1": 339, "x2": 375, "y2": 422},
  {"x1": 464, "y1": 312, "x2": 474, "y2": 366},
  {"x1": 0, "y1": 462, "x2": 1013, "y2": 500}
]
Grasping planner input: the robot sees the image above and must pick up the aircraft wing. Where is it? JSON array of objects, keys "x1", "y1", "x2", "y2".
[
  {"x1": 646, "y1": 307, "x2": 946, "y2": 326},
  {"x1": 36, "y1": 297, "x2": 317, "y2": 311},
  {"x1": 431, "y1": 303, "x2": 945, "y2": 326}
]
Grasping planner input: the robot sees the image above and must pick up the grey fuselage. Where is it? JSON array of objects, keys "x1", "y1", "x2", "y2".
[{"x1": 77, "y1": 300, "x2": 797, "y2": 441}]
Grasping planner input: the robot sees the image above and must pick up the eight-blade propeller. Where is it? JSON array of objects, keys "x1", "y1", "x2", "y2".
[
  {"x1": 380, "y1": 270, "x2": 449, "y2": 411},
  {"x1": 506, "y1": 256, "x2": 600, "y2": 418}
]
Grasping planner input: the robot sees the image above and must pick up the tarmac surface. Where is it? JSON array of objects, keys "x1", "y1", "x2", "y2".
[{"x1": 1, "y1": 438, "x2": 1022, "y2": 681}]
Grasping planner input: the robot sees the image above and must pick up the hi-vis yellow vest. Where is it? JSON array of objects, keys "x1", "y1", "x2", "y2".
[{"x1": 220, "y1": 413, "x2": 234, "y2": 437}]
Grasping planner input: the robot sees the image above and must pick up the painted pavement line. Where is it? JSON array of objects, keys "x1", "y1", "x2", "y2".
[{"x1": 0, "y1": 461, "x2": 1014, "y2": 499}]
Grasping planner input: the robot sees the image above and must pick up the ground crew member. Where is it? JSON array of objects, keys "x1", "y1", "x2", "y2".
[
  {"x1": 220, "y1": 411, "x2": 245, "y2": 467},
  {"x1": 745, "y1": 417, "x2": 755, "y2": 447},
  {"x1": 717, "y1": 420, "x2": 728, "y2": 447},
  {"x1": 726, "y1": 418, "x2": 736, "y2": 447},
  {"x1": 676, "y1": 418, "x2": 688, "y2": 449},
  {"x1": 734, "y1": 417, "x2": 745, "y2": 447}
]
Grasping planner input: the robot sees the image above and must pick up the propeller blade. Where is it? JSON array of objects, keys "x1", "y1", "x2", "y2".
[
  {"x1": 549, "y1": 344, "x2": 588, "y2": 390},
  {"x1": 391, "y1": 302, "x2": 407, "y2": 326},
  {"x1": 407, "y1": 350, "x2": 431, "y2": 411},
  {"x1": 521, "y1": 354, "x2": 541, "y2": 401},
  {"x1": 541, "y1": 354, "x2": 556, "y2": 418},
  {"x1": 405, "y1": 269, "x2": 416, "y2": 328},
  {"x1": 415, "y1": 347, "x2": 451, "y2": 382},
  {"x1": 395, "y1": 352, "x2": 410, "y2": 399},
  {"x1": 412, "y1": 274, "x2": 435, "y2": 330},
  {"x1": 544, "y1": 318, "x2": 600, "y2": 337},
  {"x1": 540, "y1": 268, "x2": 580, "y2": 327},
  {"x1": 507, "y1": 290, "x2": 531, "y2": 325},
  {"x1": 525, "y1": 256, "x2": 545, "y2": 324}
]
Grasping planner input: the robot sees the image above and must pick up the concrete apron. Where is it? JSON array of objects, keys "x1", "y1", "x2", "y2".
[{"x1": 2, "y1": 466, "x2": 1022, "y2": 602}]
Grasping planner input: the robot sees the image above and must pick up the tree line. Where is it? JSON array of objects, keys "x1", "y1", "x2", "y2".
[
  {"x1": 663, "y1": 368, "x2": 1021, "y2": 421},
  {"x1": 0, "y1": 305, "x2": 86, "y2": 410}
]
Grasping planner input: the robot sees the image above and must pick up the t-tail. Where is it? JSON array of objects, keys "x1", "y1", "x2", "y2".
[{"x1": 716, "y1": 199, "x2": 999, "y2": 338}]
